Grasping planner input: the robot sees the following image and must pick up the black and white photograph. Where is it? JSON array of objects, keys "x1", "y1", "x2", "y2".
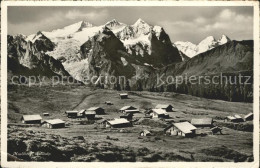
[{"x1": 1, "y1": 1, "x2": 259, "y2": 168}]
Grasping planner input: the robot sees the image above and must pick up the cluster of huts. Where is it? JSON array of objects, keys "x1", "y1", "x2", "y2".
[
  {"x1": 20, "y1": 92, "x2": 254, "y2": 138},
  {"x1": 65, "y1": 107, "x2": 105, "y2": 119},
  {"x1": 21, "y1": 115, "x2": 66, "y2": 129},
  {"x1": 225, "y1": 113, "x2": 253, "y2": 122}
]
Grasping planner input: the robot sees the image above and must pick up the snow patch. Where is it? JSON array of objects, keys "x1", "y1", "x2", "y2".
[{"x1": 120, "y1": 57, "x2": 128, "y2": 66}]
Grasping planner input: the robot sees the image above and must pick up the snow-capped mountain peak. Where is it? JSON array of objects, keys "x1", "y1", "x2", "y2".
[
  {"x1": 105, "y1": 19, "x2": 126, "y2": 33},
  {"x1": 105, "y1": 19, "x2": 121, "y2": 27},
  {"x1": 134, "y1": 18, "x2": 147, "y2": 26},
  {"x1": 78, "y1": 20, "x2": 93, "y2": 31},
  {"x1": 132, "y1": 18, "x2": 151, "y2": 36},
  {"x1": 175, "y1": 35, "x2": 231, "y2": 58},
  {"x1": 217, "y1": 34, "x2": 231, "y2": 45}
]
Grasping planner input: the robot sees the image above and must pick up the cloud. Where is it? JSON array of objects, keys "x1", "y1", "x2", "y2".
[
  {"x1": 219, "y1": 9, "x2": 234, "y2": 20},
  {"x1": 194, "y1": 17, "x2": 206, "y2": 24},
  {"x1": 65, "y1": 9, "x2": 109, "y2": 21}
]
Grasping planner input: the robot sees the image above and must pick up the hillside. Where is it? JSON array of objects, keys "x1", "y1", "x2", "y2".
[
  {"x1": 141, "y1": 40, "x2": 253, "y2": 102},
  {"x1": 7, "y1": 85, "x2": 253, "y2": 162}
]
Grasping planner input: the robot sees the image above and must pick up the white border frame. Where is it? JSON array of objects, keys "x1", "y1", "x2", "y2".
[{"x1": 1, "y1": 1, "x2": 259, "y2": 168}]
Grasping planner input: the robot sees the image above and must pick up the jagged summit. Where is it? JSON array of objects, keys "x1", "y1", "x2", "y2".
[
  {"x1": 105, "y1": 19, "x2": 120, "y2": 25},
  {"x1": 105, "y1": 19, "x2": 125, "y2": 31},
  {"x1": 218, "y1": 34, "x2": 231, "y2": 45},
  {"x1": 175, "y1": 35, "x2": 231, "y2": 58},
  {"x1": 36, "y1": 31, "x2": 43, "y2": 35},
  {"x1": 133, "y1": 18, "x2": 149, "y2": 26},
  {"x1": 78, "y1": 20, "x2": 93, "y2": 31}
]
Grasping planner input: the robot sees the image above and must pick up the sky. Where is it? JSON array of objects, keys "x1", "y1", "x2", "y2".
[{"x1": 8, "y1": 6, "x2": 253, "y2": 44}]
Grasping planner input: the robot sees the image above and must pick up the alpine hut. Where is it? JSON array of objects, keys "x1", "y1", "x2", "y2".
[
  {"x1": 21, "y1": 115, "x2": 42, "y2": 124},
  {"x1": 65, "y1": 111, "x2": 78, "y2": 118},
  {"x1": 226, "y1": 115, "x2": 244, "y2": 122},
  {"x1": 104, "y1": 118, "x2": 131, "y2": 128},
  {"x1": 150, "y1": 109, "x2": 169, "y2": 119},
  {"x1": 164, "y1": 122, "x2": 197, "y2": 137},
  {"x1": 42, "y1": 119, "x2": 65, "y2": 129},
  {"x1": 191, "y1": 118, "x2": 213, "y2": 128},
  {"x1": 119, "y1": 93, "x2": 128, "y2": 99},
  {"x1": 84, "y1": 111, "x2": 96, "y2": 120},
  {"x1": 155, "y1": 104, "x2": 174, "y2": 112},
  {"x1": 119, "y1": 106, "x2": 138, "y2": 114},
  {"x1": 140, "y1": 130, "x2": 152, "y2": 136},
  {"x1": 87, "y1": 107, "x2": 105, "y2": 115}
]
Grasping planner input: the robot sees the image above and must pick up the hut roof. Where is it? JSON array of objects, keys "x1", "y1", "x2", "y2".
[
  {"x1": 227, "y1": 116, "x2": 236, "y2": 120},
  {"x1": 191, "y1": 118, "x2": 213, "y2": 126},
  {"x1": 78, "y1": 110, "x2": 86, "y2": 114},
  {"x1": 65, "y1": 111, "x2": 78, "y2": 114},
  {"x1": 22, "y1": 115, "x2": 42, "y2": 121},
  {"x1": 85, "y1": 111, "x2": 96, "y2": 115},
  {"x1": 119, "y1": 93, "x2": 128, "y2": 96},
  {"x1": 155, "y1": 104, "x2": 173, "y2": 109},
  {"x1": 120, "y1": 106, "x2": 136, "y2": 111},
  {"x1": 244, "y1": 112, "x2": 253, "y2": 119},
  {"x1": 125, "y1": 109, "x2": 139, "y2": 112},
  {"x1": 43, "y1": 119, "x2": 65, "y2": 125},
  {"x1": 152, "y1": 109, "x2": 168, "y2": 115},
  {"x1": 234, "y1": 115, "x2": 242, "y2": 119},
  {"x1": 173, "y1": 122, "x2": 197, "y2": 134},
  {"x1": 87, "y1": 107, "x2": 103, "y2": 111},
  {"x1": 107, "y1": 118, "x2": 130, "y2": 125}
]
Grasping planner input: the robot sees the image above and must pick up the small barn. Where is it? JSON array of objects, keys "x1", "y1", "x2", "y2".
[
  {"x1": 105, "y1": 118, "x2": 131, "y2": 128},
  {"x1": 244, "y1": 113, "x2": 253, "y2": 121},
  {"x1": 65, "y1": 111, "x2": 78, "y2": 118},
  {"x1": 191, "y1": 118, "x2": 213, "y2": 128},
  {"x1": 140, "y1": 130, "x2": 152, "y2": 136},
  {"x1": 226, "y1": 115, "x2": 244, "y2": 122},
  {"x1": 21, "y1": 115, "x2": 42, "y2": 124},
  {"x1": 84, "y1": 111, "x2": 96, "y2": 120},
  {"x1": 87, "y1": 107, "x2": 105, "y2": 115},
  {"x1": 155, "y1": 104, "x2": 174, "y2": 112},
  {"x1": 42, "y1": 119, "x2": 65, "y2": 129},
  {"x1": 164, "y1": 122, "x2": 197, "y2": 137},
  {"x1": 43, "y1": 113, "x2": 49, "y2": 116},
  {"x1": 120, "y1": 113, "x2": 133, "y2": 121},
  {"x1": 105, "y1": 101, "x2": 113, "y2": 105},
  {"x1": 150, "y1": 109, "x2": 169, "y2": 119},
  {"x1": 119, "y1": 106, "x2": 138, "y2": 113},
  {"x1": 119, "y1": 93, "x2": 128, "y2": 99},
  {"x1": 210, "y1": 126, "x2": 223, "y2": 135}
]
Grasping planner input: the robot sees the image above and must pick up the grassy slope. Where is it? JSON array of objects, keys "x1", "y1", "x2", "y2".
[{"x1": 7, "y1": 85, "x2": 253, "y2": 161}]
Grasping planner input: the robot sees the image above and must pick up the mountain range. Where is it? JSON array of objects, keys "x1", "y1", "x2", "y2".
[{"x1": 8, "y1": 19, "x2": 253, "y2": 92}]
